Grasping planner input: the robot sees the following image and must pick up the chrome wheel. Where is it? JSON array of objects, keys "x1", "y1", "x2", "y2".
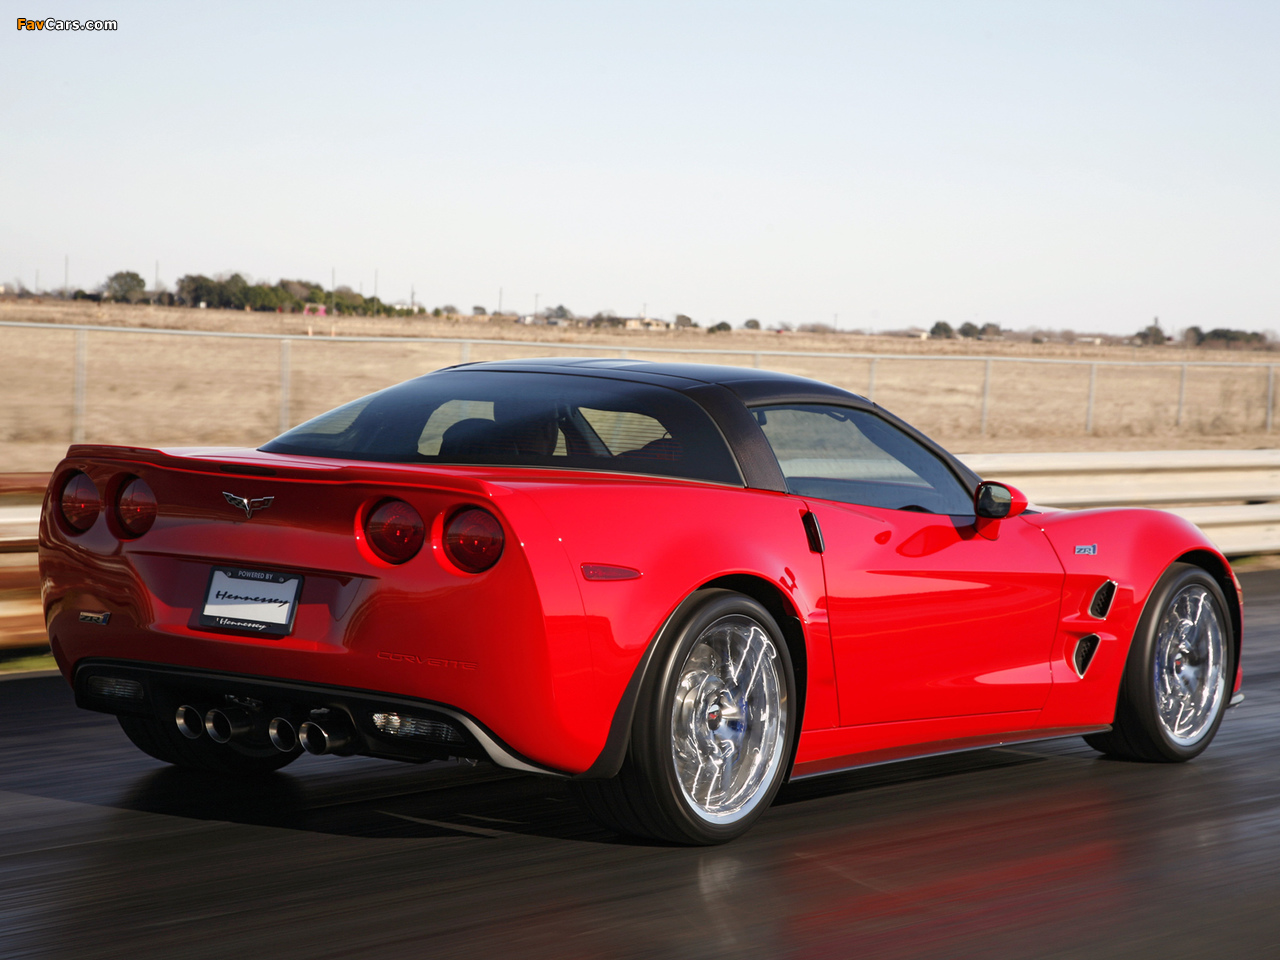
[
  {"x1": 567, "y1": 590, "x2": 795, "y2": 844},
  {"x1": 670, "y1": 614, "x2": 786, "y2": 824},
  {"x1": 1153, "y1": 583, "x2": 1227, "y2": 747}
]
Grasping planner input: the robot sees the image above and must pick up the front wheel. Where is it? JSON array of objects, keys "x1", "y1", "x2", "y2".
[
  {"x1": 1085, "y1": 563, "x2": 1234, "y2": 762},
  {"x1": 570, "y1": 590, "x2": 796, "y2": 844}
]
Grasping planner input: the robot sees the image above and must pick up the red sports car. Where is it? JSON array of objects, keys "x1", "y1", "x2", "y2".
[{"x1": 39, "y1": 359, "x2": 1242, "y2": 843}]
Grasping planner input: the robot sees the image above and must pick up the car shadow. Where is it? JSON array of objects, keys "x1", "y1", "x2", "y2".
[
  {"x1": 116, "y1": 760, "x2": 628, "y2": 844},
  {"x1": 109, "y1": 745, "x2": 1060, "y2": 847},
  {"x1": 775, "y1": 747, "x2": 1050, "y2": 806}
]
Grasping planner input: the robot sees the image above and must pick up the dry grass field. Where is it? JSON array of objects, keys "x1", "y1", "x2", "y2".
[{"x1": 3, "y1": 299, "x2": 1279, "y2": 474}]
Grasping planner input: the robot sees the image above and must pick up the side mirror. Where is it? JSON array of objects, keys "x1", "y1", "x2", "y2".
[{"x1": 974, "y1": 481, "x2": 1028, "y2": 521}]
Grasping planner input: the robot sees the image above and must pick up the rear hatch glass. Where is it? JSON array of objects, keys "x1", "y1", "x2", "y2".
[{"x1": 261, "y1": 370, "x2": 742, "y2": 485}]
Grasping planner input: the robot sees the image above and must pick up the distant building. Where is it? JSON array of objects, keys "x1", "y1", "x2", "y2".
[{"x1": 624, "y1": 317, "x2": 672, "y2": 330}]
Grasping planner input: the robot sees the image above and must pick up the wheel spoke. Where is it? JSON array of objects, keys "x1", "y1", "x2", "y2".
[
  {"x1": 1152, "y1": 584, "x2": 1226, "y2": 747},
  {"x1": 670, "y1": 613, "x2": 785, "y2": 822}
]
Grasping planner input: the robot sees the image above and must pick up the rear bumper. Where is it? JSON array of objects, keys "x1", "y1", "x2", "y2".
[{"x1": 74, "y1": 658, "x2": 568, "y2": 776}]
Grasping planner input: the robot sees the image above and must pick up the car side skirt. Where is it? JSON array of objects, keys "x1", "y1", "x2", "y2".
[{"x1": 789, "y1": 725, "x2": 1110, "y2": 780}]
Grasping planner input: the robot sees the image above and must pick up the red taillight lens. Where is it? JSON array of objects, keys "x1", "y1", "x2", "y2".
[
  {"x1": 116, "y1": 477, "x2": 157, "y2": 537},
  {"x1": 365, "y1": 499, "x2": 425, "y2": 564},
  {"x1": 444, "y1": 507, "x2": 504, "y2": 573},
  {"x1": 59, "y1": 472, "x2": 100, "y2": 532}
]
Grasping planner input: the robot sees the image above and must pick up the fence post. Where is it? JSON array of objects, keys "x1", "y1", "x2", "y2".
[
  {"x1": 72, "y1": 328, "x2": 87, "y2": 444},
  {"x1": 1269, "y1": 366, "x2": 1275, "y2": 433},
  {"x1": 1086, "y1": 363, "x2": 1097, "y2": 434},
  {"x1": 753, "y1": 352, "x2": 761, "y2": 369},
  {"x1": 867, "y1": 357, "x2": 878, "y2": 403},
  {"x1": 278, "y1": 339, "x2": 291, "y2": 434},
  {"x1": 460, "y1": 341, "x2": 471, "y2": 363},
  {"x1": 1177, "y1": 363, "x2": 1187, "y2": 427},
  {"x1": 619, "y1": 349, "x2": 629, "y2": 359},
  {"x1": 980, "y1": 359, "x2": 992, "y2": 436}
]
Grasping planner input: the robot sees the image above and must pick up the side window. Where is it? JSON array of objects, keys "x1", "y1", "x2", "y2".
[{"x1": 754, "y1": 404, "x2": 973, "y2": 515}]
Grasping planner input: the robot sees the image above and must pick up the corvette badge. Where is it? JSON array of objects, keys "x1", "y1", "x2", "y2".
[
  {"x1": 223, "y1": 491, "x2": 274, "y2": 519},
  {"x1": 1075, "y1": 544, "x2": 1098, "y2": 555}
]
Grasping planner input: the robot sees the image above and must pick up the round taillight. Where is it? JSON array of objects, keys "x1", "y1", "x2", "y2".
[
  {"x1": 365, "y1": 499, "x2": 425, "y2": 564},
  {"x1": 116, "y1": 477, "x2": 157, "y2": 537},
  {"x1": 444, "y1": 507, "x2": 504, "y2": 573},
  {"x1": 59, "y1": 472, "x2": 100, "y2": 533}
]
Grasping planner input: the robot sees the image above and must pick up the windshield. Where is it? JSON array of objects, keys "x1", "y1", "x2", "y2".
[{"x1": 261, "y1": 370, "x2": 743, "y2": 485}]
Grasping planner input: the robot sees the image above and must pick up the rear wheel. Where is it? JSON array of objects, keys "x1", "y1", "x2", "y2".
[
  {"x1": 570, "y1": 590, "x2": 796, "y2": 844},
  {"x1": 1085, "y1": 563, "x2": 1234, "y2": 762},
  {"x1": 118, "y1": 713, "x2": 300, "y2": 776}
]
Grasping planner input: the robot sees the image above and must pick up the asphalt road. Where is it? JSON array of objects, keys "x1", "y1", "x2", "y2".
[{"x1": 3, "y1": 573, "x2": 1280, "y2": 960}]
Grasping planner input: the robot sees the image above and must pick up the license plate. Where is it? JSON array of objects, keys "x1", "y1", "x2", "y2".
[{"x1": 198, "y1": 566, "x2": 303, "y2": 637}]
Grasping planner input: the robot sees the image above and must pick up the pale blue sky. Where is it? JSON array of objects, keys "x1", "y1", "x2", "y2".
[{"x1": 4, "y1": 1, "x2": 1277, "y2": 334}]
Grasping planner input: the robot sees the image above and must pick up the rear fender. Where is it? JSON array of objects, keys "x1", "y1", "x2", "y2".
[{"x1": 505, "y1": 479, "x2": 834, "y2": 778}]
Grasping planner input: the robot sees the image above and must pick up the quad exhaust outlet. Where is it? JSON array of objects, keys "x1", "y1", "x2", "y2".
[
  {"x1": 175, "y1": 704, "x2": 204, "y2": 740},
  {"x1": 173, "y1": 699, "x2": 362, "y2": 757},
  {"x1": 268, "y1": 717, "x2": 298, "y2": 752},
  {"x1": 204, "y1": 706, "x2": 255, "y2": 744},
  {"x1": 297, "y1": 714, "x2": 355, "y2": 756}
]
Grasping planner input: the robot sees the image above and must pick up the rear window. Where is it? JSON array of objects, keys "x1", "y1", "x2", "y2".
[{"x1": 261, "y1": 370, "x2": 742, "y2": 485}]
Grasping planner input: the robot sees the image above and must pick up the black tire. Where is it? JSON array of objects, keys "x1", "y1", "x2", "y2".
[
  {"x1": 118, "y1": 713, "x2": 300, "y2": 776},
  {"x1": 1085, "y1": 562, "x2": 1234, "y2": 762},
  {"x1": 569, "y1": 589, "x2": 797, "y2": 844}
]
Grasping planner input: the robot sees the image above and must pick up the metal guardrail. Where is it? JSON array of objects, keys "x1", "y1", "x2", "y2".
[
  {"x1": 0, "y1": 474, "x2": 46, "y2": 553},
  {"x1": 958, "y1": 450, "x2": 1280, "y2": 556},
  {"x1": 0, "y1": 507, "x2": 39, "y2": 552}
]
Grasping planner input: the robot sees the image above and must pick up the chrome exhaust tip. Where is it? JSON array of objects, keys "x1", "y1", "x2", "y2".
[
  {"x1": 204, "y1": 706, "x2": 254, "y2": 744},
  {"x1": 298, "y1": 716, "x2": 354, "y2": 756},
  {"x1": 175, "y1": 704, "x2": 204, "y2": 740},
  {"x1": 268, "y1": 717, "x2": 297, "y2": 753}
]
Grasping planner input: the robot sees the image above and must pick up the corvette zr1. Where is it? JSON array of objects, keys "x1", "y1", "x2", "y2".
[{"x1": 39, "y1": 359, "x2": 1242, "y2": 843}]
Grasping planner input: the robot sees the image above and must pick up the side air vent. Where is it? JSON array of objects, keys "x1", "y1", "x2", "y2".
[
  {"x1": 1073, "y1": 634, "x2": 1100, "y2": 677},
  {"x1": 801, "y1": 511, "x2": 824, "y2": 554},
  {"x1": 1089, "y1": 580, "x2": 1117, "y2": 619}
]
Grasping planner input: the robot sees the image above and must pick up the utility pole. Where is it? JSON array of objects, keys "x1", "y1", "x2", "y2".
[
  {"x1": 35, "y1": 269, "x2": 39, "y2": 293},
  {"x1": 374, "y1": 269, "x2": 378, "y2": 301},
  {"x1": 410, "y1": 285, "x2": 416, "y2": 310},
  {"x1": 498, "y1": 287, "x2": 503, "y2": 314},
  {"x1": 155, "y1": 260, "x2": 160, "y2": 293},
  {"x1": 534, "y1": 293, "x2": 540, "y2": 317},
  {"x1": 330, "y1": 267, "x2": 335, "y2": 317},
  {"x1": 64, "y1": 254, "x2": 68, "y2": 297}
]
